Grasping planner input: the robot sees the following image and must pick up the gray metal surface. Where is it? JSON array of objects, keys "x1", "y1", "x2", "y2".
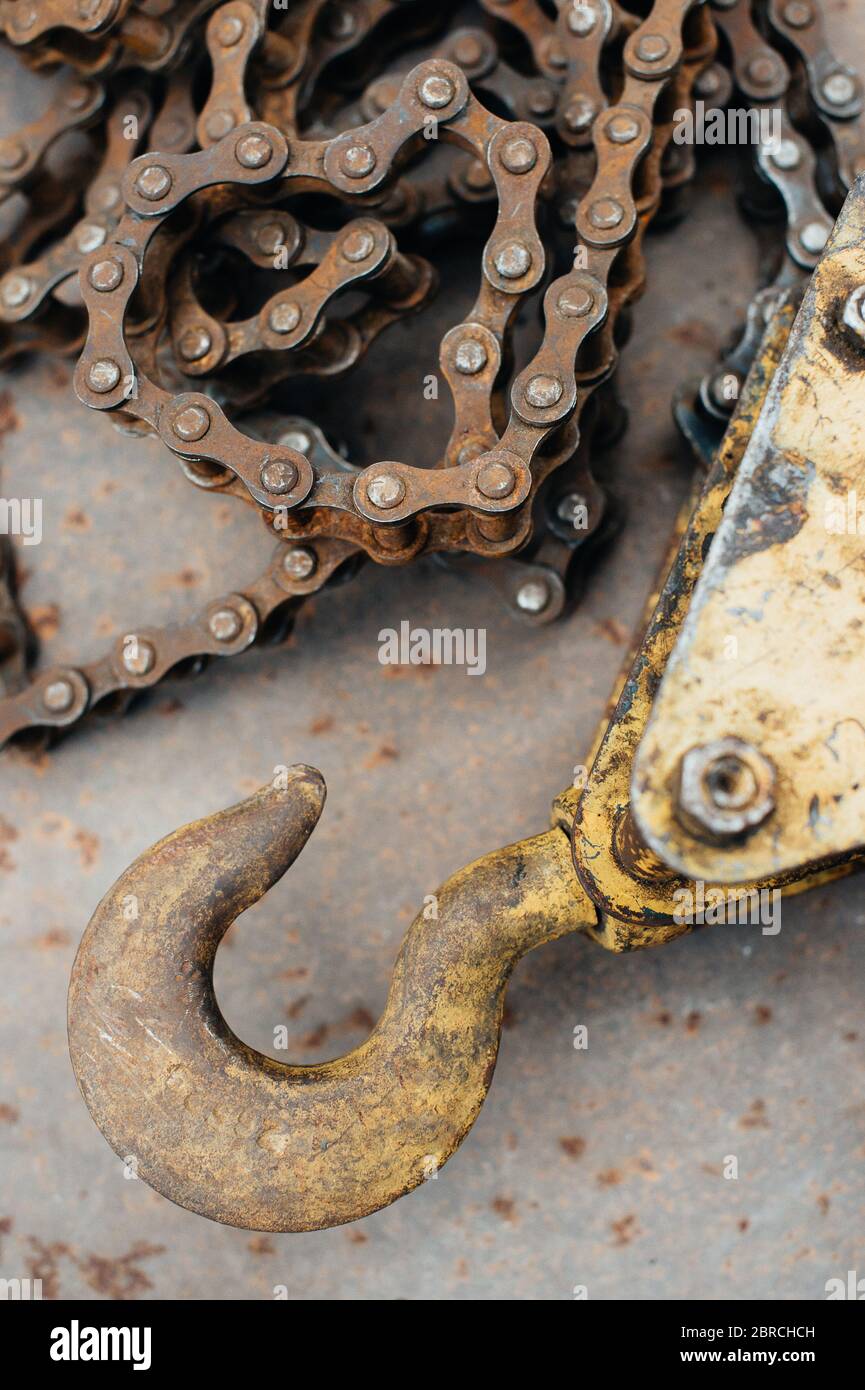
[{"x1": 1, "y1": 2, "x2": 864, "y2": 1299}]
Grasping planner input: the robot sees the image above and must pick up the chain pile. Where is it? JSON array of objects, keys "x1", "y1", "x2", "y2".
[{"x1": 0, "y1": 0, "x2": 861, "y2": 746}]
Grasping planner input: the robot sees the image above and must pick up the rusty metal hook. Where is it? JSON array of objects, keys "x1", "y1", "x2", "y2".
[{"x1": 68, "y1": 766, "x2": 594, "y2": 1231}]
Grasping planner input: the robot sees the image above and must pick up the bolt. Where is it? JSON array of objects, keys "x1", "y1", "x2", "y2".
[
  {"x1": 501, "y1": 135, "x2": 537, "y2": 174},
  {"x1": 524, "y1": 373, "x2": 564, "y2": 409},
  {"x1": 42, "y1": 677, "x2": 75, "y2": 714},
  {"x1": 822, "y1": 72, "x2": 858, "y2": 107},
  {"x1": 476, "y1": 459, "x2": 516, "y2": 499},
  {"x1": 209, "y1": 607, "x2": 242, "y2": 642},
  {"x1": 768, "y1": 137, "x2": 800, "y2": 170},
  {"x1": 841, "y1": 284, "x2": 865, "y2": 347},
  {"x1": 215, "y1": 12, "x2": 244, "y2": 45},
  {"x1": 366, "y1": 473, "x2": 406, "y2": 509},
  {"x1": 676, "y1": 738, "x2": 776, "y2": 843},
  {"x1": 567, "y1": 3, "x2": 597, "y2": 37},
  {"x1": 606, "y1": 113, "x2": 640, "y2": 144},
  {"x1": 76, "y1": 222, "x2": 106, "y2": 254},
  {"x1": 268, "y1": 301, "x2": 301, "y2": 334},
  {"x1": 342, "y1": 228, "x2": 376, "y2": 262},
  {"x1": 87, "y1": 358, "x2": 121, "y2": 393},
  {"x1": 178, "y1": 326, "x2": 213, "y2": 362},
  {"x1": 493, "y1": 240, "x2": 532, "y2": 279},
  {"x1": 0, "y1": 140, "x2": 25, "y2": 170},
  {"x1": 123, "y1": 638, "x2": 155, "y2": 676},
  {"x1": 563, "y1": 95, "x2": 597, "y2": 134},
  {"x1": 260, "y1": 458, "x2": 298, "y2": 494},
  {"x1": 340, "y1": 144, "x2": 376, "y2": 179},
  {"x1": 635, "y1": 34, "x2": 670, "y2": 63},
  {"x1": 236, "y1": 133, "x2": 273, "y2": 169},
  {"x1": 135, "y1": 164, "x2": 172, "y2": 201},
  {"x1": 588, "y1": 197, "x2": 624, "y2": 229},
  {"x1": 88, "y1": 257, "x2": 123, "y2": 292},
  {"x1": 172, "y1": 404, "x2": 211, "y2": 441},
  {"x1": 799, "y1": 220, "x2": 830, "y2": 255},
  {"x1": 455, "y1": 339, "x2": 488, "y2": 374},
  {"x1": 516, "y1": 579, "x2": 550, "y2": 614},
  {"x1": 418, "y1": 73, "x2": 456, "y2": 109},
  {"x1": 782, "y1": 0, "x2": 813, "y2": 25},
  {"x1": 283, "y1": 546, "x2": 317, "y2": 580},
  {"x1": 557, "y1": 284, "x2": 595, "y2": 317},
  {"x1": 1, "y1": 274, "x2": 32, "y2": 308}
]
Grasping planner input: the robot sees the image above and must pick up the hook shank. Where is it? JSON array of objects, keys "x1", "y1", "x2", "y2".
[{"x1": 68, "y1": 767, "x2": 592, "y2": 1231}]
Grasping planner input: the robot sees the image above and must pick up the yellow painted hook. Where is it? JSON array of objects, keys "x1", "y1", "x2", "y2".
[{"x1": 68, "y1": 766, "x2": 594, "y2": 1231}]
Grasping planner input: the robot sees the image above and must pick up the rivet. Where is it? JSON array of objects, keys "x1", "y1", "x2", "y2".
[
  {"x1": 135, "y1": 164, "x2": 172, "y2": 201},
  {"x1": 87, "y1": 358, "x2": 121, "y2": 393},
  {"x1": 179, "y1": 326, "x2": 213, "y2": 362},
  {"x1": 524, "y1": 374, "x2": 564, "y2": 409},
  {"x1": 782, "y1": 0, "x2": 813, "y2": 25},
  {"x1": 283, "y1": 546, "x2": 317, "y2": 580},
  {"x1": 204, "y1": 108, "x2": 237, "y2": 141},
  {"x1": 366, "y1": 473, "x2": 406, "y2": 509},
  {"x1": 268, "y1": 301, "x2": 301, "y2": 334},
  {"x1": 455, "y1": 339, "x2": 488, "y2": 374},
  {"x1": 342, "y1": 228, "x2": 376, "y2": 262},
  {"x1": 476, "y1": 460, "x2": 516, "y2": 499},
  {"x1": 516, "y1": 579, "x2": 550, "y2": 614},
  {"x1": 340, "y1": 144, "x2": 376, "y2": 179},
  {"x1": 260, "y1": 458, "x2": 298, "y2": 494},
  {"x1": 89, "y1": 257, "x2": 124, "y2": 292},
  {"x1": 76, "y1": 222, "x2": 106, "y2": 254},
  {"x1": 501, "y1": 136, "x2": 537, "y2": 173},
  {"x1": 123, "y1": 639, "x2": 155, "y2": 676},
  {"x1": 768, "y1": 138, "x2": 800, "y2": 170},
  {"x1": 0, "y1": 140, "x2": 26, "y2": 171},
  {"x1": 606, "y1": 113, "x2": 640, "y2": 144},
  {"x1": 563, "y1": 95, "x2": 597, "y2": 133},
  {"x1": 567, "y1": 3, "x2": 598, "y2": 37},
  {"x1": 172, "y1": 404, "x2": 211, "y2": 441},
  {"x1": 822, "y1": 72, "x2": 858, "y2": 107},
  {"x1": 236, "y1": 133, "x2": 273, "y2": 169},
  {"x1": 635, "y1": 34, "x2": 670, "y2": 63},
  {"x1": 42, "y1": 678, "x2": 75, "y2": 713},
  {"x1": 588, "y1": 197, "x2": 624, "y2": 229},
  {"x1": 257, "y1": 221, "x2": 286, "y2": 254},
  {"x1": 209, "y1": 608, "x2": 242, "y2": 642},
  {"x1": 215, "y1": 13, "x2": 244, "y2": 45},
  {"x1": 278, "y1": 428, "x2": 312, "y2": 454},
  {"x1": 493, "y1": 240, "x2": 532, "y2": 279},
  {"x1": 800, "y1": 220, "x2": 830, "y2": 255},
  {"x1": 557, "y1": 284, "x2": 595, "y2": 317},
  {"x1": 1, "y1": 274, "x2": 32, "y2": 308},
  {"x1": 419, "y1": 73, "x2": 456, "y2": 109}
]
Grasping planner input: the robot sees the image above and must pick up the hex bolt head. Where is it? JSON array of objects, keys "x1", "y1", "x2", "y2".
[
  {"x1": 676, "y1": 738, "x2": 777, "y2": 844},
  {"x1": 516, "y1": 579, "x2": 550, "y2": 614},
  {"x1": 558, "y1": 284, "x2": 595, "y2": 317},
  {"x1": 635, "y1": 34, "x2": 670, "y2": 63},
  {"x1": 87, "y1": 358, "x2": 121, "y2": 393},
  {"x1": 135, "y1": 164, "x2": 172, "y2": 201},
  {"x1": 178, "y1": 326, "x2": 213, "y2": 362},
  {"x1": 342, "y1": 228, "x2": 376, "y2": 262},
  {"x1": 88, "y1": 257, "x2": 124, "y2": 292},
  {"x1": 476, "y1": 459, "x2": 516, "y2": 499},
  {"x1": 418, "y1": 73, "x2": 456, "y2": 109},
  {"x1": 841, "y1": 284, "x2": 865, "y2": 348},
  {"x1": 283, "y1": 546, "x2": 317, "y2": 580},
  {"x1": 236, "y1": 133, "x2": 273, "y2": 169},
  {"x1": 493, "y1": 240, "x2": 532, "y2": 279},
  {"x1": 42, "y1": 677, "x2": 76, "y2": 713},
  {"x1": 172, "y1": 404, "x2": 211, "y2": 441},
  {"x1": 123, "y1": 638, "x2": 156, "y2": 676},
  {"x1": 524, "y1": 374, "x2": 564, "y2": 409},
  {"x1": 366, "y1": 473, "x2": 406, "y2": 509},
  {"x1": 455, "y1": 339, "x2": 488, "y2": 375},
  {"x1": 340, "y1": 144, "x2": 376, "y2": 179},
  {"x1": 260, "y1": 458, "x2": 298, "y2": 494},
  {"x1": 588, "y1": 197, "x2": 624, "y2": 230},
  {"x1": 268, "y1": 301, "x2": 301, "y2": 334},
  {"x1": 500, "y1": 136, "x2": 537, "y2": 173},
  {"x1": 1, "y1": 273, "x2": 32, "y2": 308},
  {"x1": 209, "y1": 607, "x2": 242, "y2": 642}
]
